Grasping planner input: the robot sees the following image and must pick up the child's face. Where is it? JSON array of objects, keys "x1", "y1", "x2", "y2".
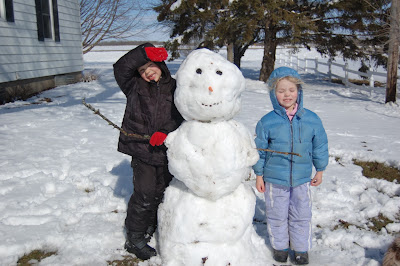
[
  {"x1": 275, "y1": 78, "x2": 298, "y2": 110},
  {"x1": 138, "y1": 62, "x2": 162, "y2": 82}
]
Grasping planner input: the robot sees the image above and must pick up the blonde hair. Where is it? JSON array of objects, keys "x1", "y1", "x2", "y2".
[{"x1": 269, "y1": 76, "x2": 304, "y2": 91}]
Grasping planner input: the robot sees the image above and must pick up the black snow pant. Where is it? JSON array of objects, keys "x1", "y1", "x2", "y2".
[{"x1": 125, "y1": 157, "x2": 173, "y2": 235}]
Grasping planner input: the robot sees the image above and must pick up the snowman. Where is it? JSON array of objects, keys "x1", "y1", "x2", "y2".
[{"x1": 157, "y1": 49, "x2": 268, "y2": 265}]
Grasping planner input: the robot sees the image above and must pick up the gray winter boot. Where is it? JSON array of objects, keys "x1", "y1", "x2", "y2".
[{"x1": 125, "y1": 232, "x2": 156, "y2": 260}]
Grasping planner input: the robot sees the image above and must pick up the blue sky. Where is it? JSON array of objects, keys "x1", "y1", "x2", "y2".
[{"x1": 131, "y1": 1, "x2": 171, "y2": 42}]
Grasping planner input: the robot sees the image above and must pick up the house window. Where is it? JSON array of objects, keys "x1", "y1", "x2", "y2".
[
  {"x1": 1, "y1": 0, "x2": 15, "y2": 22},
  {"x1": 0, "y1": 0, "x2": 4, "y2": 19},
  {"x1": 41, "y1": 0, "x2": 52, "y2": 38},
  {"x1": 35, "y1": 0, "x2": 60, "y2": 42}
]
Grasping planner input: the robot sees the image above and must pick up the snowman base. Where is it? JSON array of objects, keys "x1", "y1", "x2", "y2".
[{"x1": 158, "y1": 179, "x2": 268, "y2": 266}]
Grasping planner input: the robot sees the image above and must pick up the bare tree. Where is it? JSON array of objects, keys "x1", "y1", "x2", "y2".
[
  {"x1": 80, "y1": 0, "x2": 145, "y2": 54},
  {"x1": 386, "y1": 0, "x2": 400, "y2": 103}
]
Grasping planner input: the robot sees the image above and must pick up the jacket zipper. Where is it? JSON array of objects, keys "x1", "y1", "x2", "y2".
[
  {"x1": 152, "y1": 81, "x2": 160, "y2": 133},
  {"x1": 299, "y1": 120, "x2": 302, "y2": 143},
  {"x1": 290, "y1": 119, "x2": 294, "y2": 186}
]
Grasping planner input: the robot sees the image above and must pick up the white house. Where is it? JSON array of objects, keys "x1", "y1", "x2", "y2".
[{"x1": 0, "y1": 0, "x2": 83, "y2": 104}]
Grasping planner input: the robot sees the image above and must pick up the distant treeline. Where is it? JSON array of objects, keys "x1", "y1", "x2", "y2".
[
  {"x1": 98, "y1": 41, "x2": 166, "y2": 46},
  {"x1": 98, "y1": 40, "x2": 266, "y2": 48}
]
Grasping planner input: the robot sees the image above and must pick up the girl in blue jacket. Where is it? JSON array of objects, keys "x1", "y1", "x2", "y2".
[{"x1": 253, "y1": 67, "x2": 328, "y2": 265}]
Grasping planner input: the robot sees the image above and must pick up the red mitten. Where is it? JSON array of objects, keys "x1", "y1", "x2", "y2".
[
  {"x1": 145, "y1": 47, "x2": 168, "y2": 62},
  {"x1": 149, "y1": 132, "x2": 167, "y2": 146}
]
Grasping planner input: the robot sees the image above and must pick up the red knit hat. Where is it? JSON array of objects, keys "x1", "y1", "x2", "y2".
[{"x1": 145, "y1": 47, "x2": 168, "y2": 62}]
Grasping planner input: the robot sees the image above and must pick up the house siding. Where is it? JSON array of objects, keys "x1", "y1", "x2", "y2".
[{"x1": 0, "y1": 0, "x2": 83, "y2": 103}]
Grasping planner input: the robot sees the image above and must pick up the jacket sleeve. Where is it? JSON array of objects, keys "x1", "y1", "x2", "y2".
[
  {"x1": 252, "y1": 120, "x2": 268, "y2": 176},
  {"x1": 113, "y1": 49, "x2": 149, "y2": 96},
  {"x1": 312, "y1": 117, "x2": 329, "y2": 172},
  {"x1": 157, "y1": 84, "x2": 184, "y2": 134}
]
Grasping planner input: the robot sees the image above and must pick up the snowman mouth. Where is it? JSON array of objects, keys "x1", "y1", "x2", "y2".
[{"x1": 201, "y1": 101, "x2": 222, "y2": 107}]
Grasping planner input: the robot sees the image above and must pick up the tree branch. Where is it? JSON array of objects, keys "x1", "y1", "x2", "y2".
[{"x1": 82, "y1": 98, "x2": 150, "y2": 140}]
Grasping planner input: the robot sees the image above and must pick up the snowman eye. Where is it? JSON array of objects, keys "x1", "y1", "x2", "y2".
[
  {"x1": 196, "y1": 68, "x2": 202, "y2": 74},
  {"x1": 216, "y1": 70, "x2": 223, "y2": 75}
]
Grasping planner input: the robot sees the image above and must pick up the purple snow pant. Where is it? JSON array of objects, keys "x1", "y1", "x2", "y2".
[{"x1": 264, "y1": 182, "x2": 312, "y2": 252}]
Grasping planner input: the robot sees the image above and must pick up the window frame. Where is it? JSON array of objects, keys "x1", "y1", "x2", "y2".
[{"x1": 35, "y1": 0, "x2": 60, "y2": 42}]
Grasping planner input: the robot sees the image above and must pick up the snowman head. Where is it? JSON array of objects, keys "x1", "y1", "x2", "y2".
[{"x1": 174, "y1": 49, "x2": 245, "y2": 122}]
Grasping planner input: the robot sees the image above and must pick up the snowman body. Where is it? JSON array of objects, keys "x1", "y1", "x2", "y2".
[
  {"x1": 158, "y1": 49, "x2": 267, "y2": 265},
  {"x1": 166, "y1": 119, "x2": 259, "y2": 200}
]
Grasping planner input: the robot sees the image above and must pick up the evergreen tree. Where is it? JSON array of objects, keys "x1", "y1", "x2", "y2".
[
  {"x1": 154, "y1": 0, "x2": 324, "y2": 79},
  {"x1": 252, "y1": 0, "x2": 390, "y2": 81},
  {"x1": 258, "y1": 0, "x2": 392, "y2": 81},
  {"x1": 313, "y1": 0, "x2": 390, "y2": 67},
  {"x1": 314, "y1": 0, "x2": 396, "y2": 102},
  {"x1": 154, "y1": 0, "x2": 263, "y2": 68},
  {"x1": 155, "y1": 0, "x2": 394, "y2": 84},
  {"x1": 258, "y1": 0, "x2": 320, "y2": 81}
]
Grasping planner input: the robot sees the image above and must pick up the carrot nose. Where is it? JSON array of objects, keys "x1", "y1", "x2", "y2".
[{"x1": 208, "y1": 86, "x2": 213, "y2": 92}]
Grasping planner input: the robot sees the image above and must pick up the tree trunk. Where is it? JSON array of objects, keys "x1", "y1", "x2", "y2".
[
  {"x1": 227, "y1": 43, "x2": 245, "y2": 69},
  {"x1": 386, "y1": 0, "x2": 400, "y2": 103},
  {"x1": 233, "y1": 44, "x2": 242, "y2": 69},
  {"x1": 227, "y1": 43, "x2": 234, "y2": 63},
  {"x1": 260, "y1": 20, "x2": 277, "y2": 82}
]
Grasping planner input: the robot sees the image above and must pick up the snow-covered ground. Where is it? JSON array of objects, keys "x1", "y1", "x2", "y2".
[{"x1": 0, "y1": 46, "x2": 399, "y2": 265}]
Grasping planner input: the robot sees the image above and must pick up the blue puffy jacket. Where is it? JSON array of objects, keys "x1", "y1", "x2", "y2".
[{"x1": 253, "y1": 67, "x2": 329, "y2": 187}]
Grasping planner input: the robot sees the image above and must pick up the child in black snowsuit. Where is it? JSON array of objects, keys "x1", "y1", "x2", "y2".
[{"x1": 113, "y1": 43, "x2": 183, "y2": 260}]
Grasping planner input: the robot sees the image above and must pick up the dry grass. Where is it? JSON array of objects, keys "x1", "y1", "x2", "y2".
[
  {"x1": 369, "y1": 214, "x2": 396, "y2": 232},
  {"x1": 331, "y1": 78, "x2": 385, "y2": 87},
  {"x1": 333, "y1": 214, "x2": 396, "y2": 233},
  {"x1": 81, "y1": 71, "x2": 98, "y2": 82},
  {"x1": 331, "y1": 159, "x2": 400, "y2": 233},
  {"x1": 353, "y1": 159, "x2": 400, "y2": 183},
  {"x1": 17, "y1": 249, "x2": 57, "y2": 265},
  {"x1": 107, "y1": 255, "x2": 141, "y2": 265},
  {"x1": 16, "y1": 249, "x2": 141, "y2": 265}
]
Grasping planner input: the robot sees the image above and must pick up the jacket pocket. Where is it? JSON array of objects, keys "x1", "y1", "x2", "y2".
[{"x1": 125, "y1": 119, "x2": 148, "y2": 136}]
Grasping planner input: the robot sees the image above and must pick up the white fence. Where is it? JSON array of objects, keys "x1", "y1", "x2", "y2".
[{"x1": 275, "y1": 53, "x2": 396, "y2": 90}]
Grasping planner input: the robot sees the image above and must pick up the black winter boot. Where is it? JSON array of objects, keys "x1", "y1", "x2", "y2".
[
  {"x1": 273, "y1": 249, "x2": 289, "y2": 262},
  {"x1": 294, "y1": 251, "x2": 309, "y2": 265},
  {"x1": 144, "y1": 225, "x2": 156, "y2": 243},
  {"x1": 125, "y1": 232, "x2": 156, "y2": 260}
]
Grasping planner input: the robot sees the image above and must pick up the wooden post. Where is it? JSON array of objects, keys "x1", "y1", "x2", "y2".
[
  {"x1": 344, "y1": 62, "x2": 349, "y2": 85},
  {"x1": 305, "y1": 57, "x2": 308, "y2": 73},
  {"x1": 369, "y1": 68, "x2": 374, "y2": 88},
  {"x1": 386, "y1": 0, "x2": 400, "y2": 103}
]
